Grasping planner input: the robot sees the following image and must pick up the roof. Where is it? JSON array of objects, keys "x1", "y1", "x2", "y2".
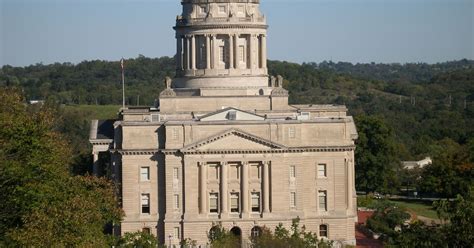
[{"x1": 89, "y1": 119, "x2": 115, "y2": 140}]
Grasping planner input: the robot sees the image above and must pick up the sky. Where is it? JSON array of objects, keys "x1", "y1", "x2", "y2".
[{"x1": 0, "y1": 0, "x2": 473, "y2": 67}]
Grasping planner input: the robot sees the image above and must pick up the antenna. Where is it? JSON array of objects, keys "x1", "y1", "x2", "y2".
[{"x1": 121, "y1": 58, "x2": 126, "y2": 109}]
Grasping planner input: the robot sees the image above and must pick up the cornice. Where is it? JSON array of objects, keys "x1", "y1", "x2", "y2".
[
  {"x1": 112, "y1": 145, "x2": 355, "y2": 156},
  {"x1": 174, "y1": 24, "x2": 268, "y2": 30}
]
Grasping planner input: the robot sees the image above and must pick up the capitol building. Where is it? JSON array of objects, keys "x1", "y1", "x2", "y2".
[{"x1": 90, "y1": 0, "x2": 358, "y2": 246}]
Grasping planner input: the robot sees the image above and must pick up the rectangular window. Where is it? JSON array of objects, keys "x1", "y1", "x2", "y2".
[
  {"x1": 289, "y1": 166, "x2": 296, "y2": 178},
  {"x1": 174, "y1": 227, "x2": 180, "y2": 240},
  {"x1": 319, "y1": 225, "x2": 328, "y2": 237},
  {"x1": 251, "y1": 192, "x2": 260, "y2": 213},
  {"x1": 288, "y1": 127, "x2": 295, "y2": 139},
  {"x1": 140, "y1": 167, "x2": 150, "y2": 181},
  {"x1": 290, "y1": 192, "x2": 296, "y2": 208},
  {"x1": 173, "y1": 167, "x2": 179, "y2": 180},
  {"x1": 174, "y1": 194, "x2": 179, "y2": 210},
  {"x1": 209, "y1": 193, "x2": 219, "y2": 213},
  {"x1": 318, "y1": 164, "x2": 327, "y2": 178},
  {"x1": 218, "y1": 5, "x2": 226, "y2": 13},
  {"x1": 219, "y1": 46, "x2": 225, "y2": 63},
  {"x1": 227, "y1": 110, "x2": 237, "y2": 120},
  {"x1": 319, "y1": 191, "x2": 327, "y2": 211},
  {"x1": 230, "y1": 193, "x2": 240, "y2": 213},
  {"x1": 239, "y1": 45, "x2": 245, "y2": 62},
  {"x1": 141, "y1": 194, "x2": 150, "y2": 214}
]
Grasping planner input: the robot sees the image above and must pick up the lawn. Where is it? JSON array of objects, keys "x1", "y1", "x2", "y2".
[
  {"x1": 63, "y1": 105, "x2": 121, "y2": 120},
  {"x1": 388, "y1": 199, "x2": 439, "y2": 219}
]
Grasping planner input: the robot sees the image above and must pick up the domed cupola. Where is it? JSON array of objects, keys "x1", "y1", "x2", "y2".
[{"x1": 173, "y1": 0, "x2": 269, "y2": 91}]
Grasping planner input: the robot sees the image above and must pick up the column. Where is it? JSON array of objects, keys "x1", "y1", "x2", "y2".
[
  {"x1": 199, "y1": 162, "x2": 207, "y2": 214},
  {"x1": 176, "y1": 36, "x2": 182, "y2": 70},
  {"x1": 211, "y1": 35, "x2": 217, "y2": 69},
  {"x1": 263, "y1": 161, "x2": 270, "y2": 213},
  {"x1": 206, "y1": 35, "x2": 211, "y2": 69},
  {"x1": 92, "y1": 153, "x2": 99, "y2": 176},
  {"x1": 220, "y1": 162, "x2": 228, "y2": 214},
  {"x1": 242, "y1": 162, "x2": 249, "y2": 214},
  {"x1": 191, "y1": 35, "x2": 196, "y2": 70},
  {"x1": 261, "y1": 34, "x2": 267, "y2": 69},
  {"x1": 228, "y1": 34, "x2": 234, "y2": 69},
  {"x1": 347, "y1": 159, "x2": 353, "y2": 212},
  {"x1": 184, "y1": 36, "x2": 190, "y2": 70},
  {"x1": 248, "y1": 34, "x2": 253, "y2": 69}
]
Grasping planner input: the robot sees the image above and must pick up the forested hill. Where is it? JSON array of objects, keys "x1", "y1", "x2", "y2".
[{"x1": 1, "y1": 57, "x2": 473, "y2": 160}]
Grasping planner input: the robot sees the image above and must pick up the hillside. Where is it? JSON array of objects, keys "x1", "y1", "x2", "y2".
[{"x1": 1, "y1": 57, "x2": 473, "y2": 160}]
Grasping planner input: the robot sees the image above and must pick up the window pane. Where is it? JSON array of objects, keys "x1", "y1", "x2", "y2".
[
  {"x1": 231, "y1": 193, "x2": 239, "y2": 213},
  {"x1": 318, "y1": 164, "x2": 326, "y2": 177},
  {"x1": 319, "y1": 225, "x2": 328, "y2": 237},
  {"x1": 290, "y1": 166, "x2": 295, "y2": 178},
  {"x1": 251, "y1": 192, "x2": 260, "y2": 212},
  {"x1": 210, "y1": 193, "x2": 218, "y2": 213},
  {"x1": 318, "y1": 191, "x2": 327, "y2": 211},
  {"x1": 173, "y1": 167, "x2": 179, "y2": 180},
  {"x1": 174, "y1": 194, "x2": 179, "y2": 209},
  {"x1": 141, "y1": 167, "x2": 149, "y2": 181},
  {"x1": 290, "y1": 192, "x2": 296, "y2": 208},
  {"x1": 141, "y1": 194, "x2": 150, "y2": 214}
]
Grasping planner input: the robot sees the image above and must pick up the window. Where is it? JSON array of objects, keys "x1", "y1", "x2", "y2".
[
  {"x1": 174, "y1": 227, "x2": 180, "y2": 240},
  {"x1": 319, "y1": 225, "x2": 328, "y2": 237},
  {"x1": 318, "y1": 191, "x2": 327, "y2": 211},
  {"x1": 209, "y1": 193, "x2": 219, "y2": 213},
  {"x1": 239, "y1": 45, "x2": 245, "y2": 62},
  {"x1": 140, "y1": 167, "x2": 150, "y2": 181},
  {"x1": 141, "y1": 194, "x2": 150, "y2": 214},
  {"x1": 230, "y1": 193, "x2": 239, "y2": 213},
  {"x1": 207, "y1": 164, "x2": 219, "y2": 180},
  {"x1": 142, "y1": 227, "x2": 151, "y2": 234},
  {"x1": 288, "y1": 127, "x2": 295, "y2": 139},
  {"x1": 174, "y1": 194, "x2": 180, "y2": 210},
  {"x1": 290, "y1": 192, "x2": 296, "y2": 208},
  {"x1": 218, "y1": 5, "x2": 226, "y2": 13},
  {"x1": 251, "y1": 192, "x2": 260, "y2": 213},
  {"x1": 289, "y1": 166, "x2": 296, "y2": 178},
  {"x1": 318, "y1": 164, "x2": 327, "y2": 178},
  {"x1": 173, "y1": 167, "x2": 179, "y2": 180},
  {"x1": 227, "y1": 111, "x2": 237, "y2": 120},
  {"x1": 251, "y1": 226, "x2": 262, "y2": 238},
  {"x1": 219, "y1": 46, "x2": 225, "y2": 63}
]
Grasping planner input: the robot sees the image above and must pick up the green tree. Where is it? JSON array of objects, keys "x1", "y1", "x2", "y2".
[
  {"x1": 117, "y1": 231, "x2": 159, "y2": 248},
  {"x1": 0, "y1": 87, "x2": 123, "y2": 246},
  {"x1": 251, "y1": 218, "x2": 332, "y2": 248},
  {"x1": 355, "y1": 115, "x2": 400, "y2": 194}
]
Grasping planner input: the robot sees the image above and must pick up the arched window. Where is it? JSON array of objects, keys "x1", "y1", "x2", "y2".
[
  {"x1": 142, "y1": 227, "x2": 151, "y2": 234},
  {"x1": 319, "y1": 224, "x2": 328, "y2": 238},
  {"x1": 251, "y1": 226, "x2": 262, "y2": 238}
]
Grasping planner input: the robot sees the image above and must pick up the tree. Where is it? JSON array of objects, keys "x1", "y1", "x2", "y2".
[
  {"x1": 117, "y1": 231, "x2": 159, "y2": 248},
  {"x1": 355, "y1": 115, "x2": 400, "y2": 194},
  {"x1": 207, "y1": 224, "x2": 240, "y2": 248},
  {"x1": 0, "y1": 87, "x2": 123, "y2": 246},
  {"x1": 250, "y1": 218, "x2": 332, "y2": 248}
]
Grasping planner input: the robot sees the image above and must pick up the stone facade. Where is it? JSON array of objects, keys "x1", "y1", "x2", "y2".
[{"x1": 90, "y1": 0, "x2": 358, "y2": 246}]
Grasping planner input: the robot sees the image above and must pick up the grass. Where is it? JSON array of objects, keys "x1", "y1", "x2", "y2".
[
  {"x1": 63, "y1": 105, "x2": 121, "y2": 120},
  {"x1": 388, "y1": 199, "x2": 439, "y2": 219}
]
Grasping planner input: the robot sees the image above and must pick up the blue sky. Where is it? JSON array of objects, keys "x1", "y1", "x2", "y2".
[{"x1": 1, "y1": 0, "x2": 473, "y2": 66}]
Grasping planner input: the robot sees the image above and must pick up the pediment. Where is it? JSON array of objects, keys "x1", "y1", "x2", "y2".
[
  {"x1": 199, "y1": 107, "x2": 265, "y2": 122},
  {"x1": 181, "y1": 129, "x2": 286, "y2": 152}
]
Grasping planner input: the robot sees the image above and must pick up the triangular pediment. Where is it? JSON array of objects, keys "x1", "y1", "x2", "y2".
[
  {"x1": 199, "y1": 107, "x2": 265, "y2": 122},
  {"x1": 181, "y1": 129, "x2": 287, "y2": 152}
]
